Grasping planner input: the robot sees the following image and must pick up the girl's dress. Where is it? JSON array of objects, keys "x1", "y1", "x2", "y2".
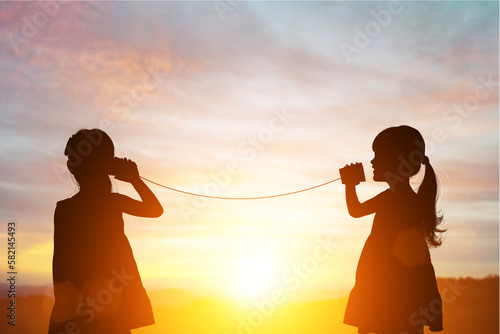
[
  {"x1": 343, "y1": 189, "x2": 443, "y2": 334},
  {"x1": 49, "y1": 192, "x2": 154, "y2": 334}
]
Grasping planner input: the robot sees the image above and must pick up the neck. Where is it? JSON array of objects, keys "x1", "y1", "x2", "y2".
[
  {"x1": 388, "y1": 178, "x2": 412, "y2": 193},
  {"x1": 78, "y1": 181, "x2": 111, "y2": 195}
]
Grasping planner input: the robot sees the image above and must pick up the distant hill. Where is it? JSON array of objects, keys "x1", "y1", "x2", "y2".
[
  {"x1": 0, "y1": 276, "x2": 497, "y2": 334},
  {"x1": 436, "y1": 276, "x2": 499, "y2": 334}
]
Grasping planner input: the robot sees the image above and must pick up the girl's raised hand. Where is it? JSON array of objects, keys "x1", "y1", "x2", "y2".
[
  {"x1": 339, "y1": 162, "x2": 366, "y2": 186},
  {"x1": 110, "y1": 157, "x2": 140, "y2": 183}
]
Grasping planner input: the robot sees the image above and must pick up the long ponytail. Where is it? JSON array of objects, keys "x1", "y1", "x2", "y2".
[
  {"x1": 373, "y1": 125, "x2": 446, "y2": 247},
  {"x1": 417, "y1": 159, "x2": 446, "y2": 248}
]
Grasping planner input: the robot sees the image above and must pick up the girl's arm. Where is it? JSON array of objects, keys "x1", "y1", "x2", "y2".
[
  {"x1": 113, "y1": 158, "x2": 164, "y2": 218},
  {"x1": 345, "y1": 183, "x2": 377, "y2": 218},
  {"x1": 341, "y1": 163, "x2": 378, "y2": 218}
]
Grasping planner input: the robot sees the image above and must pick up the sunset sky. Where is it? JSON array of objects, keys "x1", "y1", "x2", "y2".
[{"x1": 0, "y1": 1, "x2": 498, "y2": 302}]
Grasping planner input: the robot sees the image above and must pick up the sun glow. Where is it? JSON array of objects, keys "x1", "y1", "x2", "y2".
[{"x1": 228, "y1": 252, "x2": 282, "y2": 303}]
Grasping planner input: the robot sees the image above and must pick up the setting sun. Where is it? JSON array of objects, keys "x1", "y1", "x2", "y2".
[
  {"x1": 0, "y1": 1, "x2": 497, "y2": 334},
  {"x1": 228, "y1": 253, "x2": 282, "y2": 302}
]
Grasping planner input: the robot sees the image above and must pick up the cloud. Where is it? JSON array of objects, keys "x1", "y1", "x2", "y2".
[{"x1": 0, "y1": 1, "x2": 497, "y2": 287}]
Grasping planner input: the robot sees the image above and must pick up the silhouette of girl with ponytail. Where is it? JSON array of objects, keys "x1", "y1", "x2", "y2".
[
  {"x1": 341, "y1": 125, "x2": 445, "y2": 334},
  {"x1": 49, "y1": 129, "x2": 163, "y2": 334}
]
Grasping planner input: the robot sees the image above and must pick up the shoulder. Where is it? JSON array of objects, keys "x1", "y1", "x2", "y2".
[
  {"x1": 56, "y1": 197, "x2": 72, "y2": 205},
  {"x1": 55, "y1": 192, "x2": 84, "y2": 208},
  {"x1": 54, "y1": 197, "x2": 75, "y2": 225},
  {"x1": 373, "y1": 189, "x2": 391, "y2": 201},
  {"x1": 55, "y1": 197, "x2": 74, "y2": 212}
]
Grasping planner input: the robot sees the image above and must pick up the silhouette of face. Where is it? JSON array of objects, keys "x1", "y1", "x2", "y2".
[
  {"x1": 371, "y1": 126, "x2": 425, "y2": 184},
  {"x1": 65, "y1": 129, "x2": 114, "y2": 192},
  {"x1": 371, "y1": 148, "x2": 398, "y2": 182}
]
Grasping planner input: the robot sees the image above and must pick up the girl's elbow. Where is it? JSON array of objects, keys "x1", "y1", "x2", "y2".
[
  {"x1": 153, "y1": 205, "x2": 164, "y2": 217},
  {"x1": 147, "y1": 203, "x2": 163, "y2": 218},
  {"x1": 348, "y1": 211, "x2": 360, "y2": 218},
  {"x1": 347, "y1": 208, "x2": 362, "y2": 218}
]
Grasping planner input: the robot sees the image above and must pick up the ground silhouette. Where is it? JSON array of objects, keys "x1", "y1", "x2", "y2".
[{"x1": 0, "y1": 276, "x2": 497, "y2": 334}]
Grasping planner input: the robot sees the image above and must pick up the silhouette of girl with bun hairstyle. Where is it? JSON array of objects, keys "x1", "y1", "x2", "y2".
[
  {"x1": 341, "y1": 125, "x2": 445, "y2": 334},
  {"x1": 49, "y1": 129, "x2": 163, "y2": 334}
]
